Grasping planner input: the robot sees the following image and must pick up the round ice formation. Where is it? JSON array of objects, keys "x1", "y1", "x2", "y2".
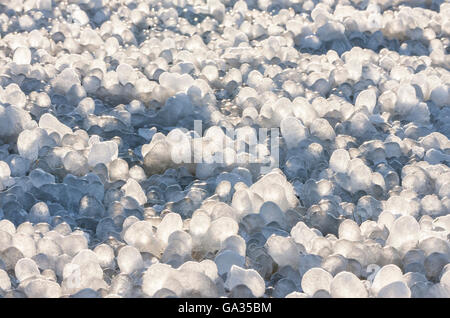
[
  {"x1": 225, "y1": 266, "x2": 265, "y2": 298},
  {"x1": 301, "y1": 268, "x2": 333, "y2": 296},
  {"x1": 330, "y1": 272, "x2": 368, "y2": 298},
  {"x1": 29, "y1": 202, "x2": 51, "y2": 224},
  {"x1": 13, "y1": 47, "x2": 31, "y2": 65},
  {"x1": 0, "y1": 0, "x2": 449, "y2": 299},
  {"x1": 117, "y1": 246, "x2": 144, "y2": 274},
  {"x1": 87, "y1": 141, "x2": 118, "y2": 167},
  {"x1": 15, "y1": 258, "x2": 40, "y2": 282}
]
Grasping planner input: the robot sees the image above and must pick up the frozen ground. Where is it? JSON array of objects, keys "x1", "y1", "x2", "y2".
[{"x1": 0, "y1": 0, "x2": 450, "y2": 298}]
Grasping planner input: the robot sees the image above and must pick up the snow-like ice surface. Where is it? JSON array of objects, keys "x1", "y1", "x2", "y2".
[{"x1": 0, "y1": 0, "x2": 449, "y2": 298}]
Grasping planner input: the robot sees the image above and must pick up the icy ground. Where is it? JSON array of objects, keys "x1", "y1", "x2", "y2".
[{"x1": 0, "y1": 0, "x2": 450, "y2": 298}]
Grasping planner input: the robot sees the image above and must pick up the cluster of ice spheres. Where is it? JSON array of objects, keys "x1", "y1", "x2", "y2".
[{"x1": 0, "y1": 0, "x2": 450, "y2": 298}]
